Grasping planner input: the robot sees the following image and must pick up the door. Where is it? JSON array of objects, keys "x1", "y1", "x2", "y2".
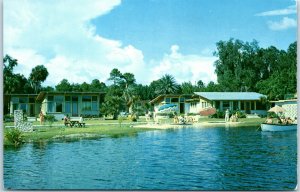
[
  {"x1": 245, "y1": 101, "x2": 251, "y2": 114},
  {"x1": 72, "y1": 96, "x2": 78, "y2": 116},
  {"x1": 72, "y1": 103, "x2": 78, "y2": 116},
  {"x1": 180, "y1": 103, "x2": 185, "y2": 114}
]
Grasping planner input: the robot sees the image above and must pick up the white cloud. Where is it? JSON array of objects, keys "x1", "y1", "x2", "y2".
[
  {"x1": 255, "y1": 5, "x2": 296, "y2": 16},
  {"x1": 4, "y1": 0, "x2": 216, "y2": 87},
  {"x1": 4, "y1": 0, "x2": 149, "y2": 86},
  {"x1": 150, "y1": 45, "x2": 217, "y2": 85},
  {"x1": 267, "y1": 17, "x2": 297, "y2": 31}
]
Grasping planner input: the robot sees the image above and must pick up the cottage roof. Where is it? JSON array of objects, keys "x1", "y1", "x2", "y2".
[
  {"x1": 36, "y1": 91, "x2": 105, "y2": 102},
  {"x1": 194, "y1": 92, "x2": 266, "y2": 101},
  {"x1": 149, "y1": 94, "x2": 193, "y2": 104}
]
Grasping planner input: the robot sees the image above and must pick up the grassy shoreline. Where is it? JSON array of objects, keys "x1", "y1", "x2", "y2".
[{"x1": 4, "y1": 118, "x2": 265, "y2": 147}]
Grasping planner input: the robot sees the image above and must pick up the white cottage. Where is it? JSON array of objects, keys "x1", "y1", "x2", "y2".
[{"x1": 187, "y1": 92, "x2": 267, "y2": 115}]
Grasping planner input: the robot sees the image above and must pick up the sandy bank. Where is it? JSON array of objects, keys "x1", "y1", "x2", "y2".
[{"x1": 133, "y1": 121, "x2": 242, "y2": 129}]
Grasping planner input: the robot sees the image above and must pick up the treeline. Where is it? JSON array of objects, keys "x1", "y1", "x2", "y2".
[{"x1": 4, "y1": 39, "x2": 297, "y2": 103}]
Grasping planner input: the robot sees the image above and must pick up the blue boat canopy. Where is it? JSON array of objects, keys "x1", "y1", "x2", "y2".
[{"x1": 158, "y1": 104, "x2": 177, "y2": 111}]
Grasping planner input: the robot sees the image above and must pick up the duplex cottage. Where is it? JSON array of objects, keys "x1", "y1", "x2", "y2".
[
  {"x1": 5, "y1": 92, "x2": 105, "y2": 120},
  {"x1": 150, "y1": 92, "x2": 267, "y2": 115}
]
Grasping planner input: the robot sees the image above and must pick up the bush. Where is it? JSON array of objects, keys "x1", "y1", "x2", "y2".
[
  {"x1": 128, "y1": 114, "x2": 138, "y2": 122},
  {"x1": 118, "y1": 116, "x2": 126, "y2": 127},
  {"x1": 210, "y1": 111, "x2": 225, "y2": 118},
  {"x1": 233, "y1": 111, "x2": 246, "y2": 118},
  {"x1": 267, "y1": 112, "x2": 277, "y2": 118},
  {"x1": 5, "y1": 128, "x2": 24, "y2": 147},
  {"x1": 44, "y1": 115, "x2": 55, "y2": 126},
  {"x1": 4, "y1": 114, "x2": 14, "y2": 122}
]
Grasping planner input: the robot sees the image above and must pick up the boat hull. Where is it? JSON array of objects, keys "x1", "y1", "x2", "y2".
[{"x1": 261, "y1": 123, "x2": 297, "y2": 132}]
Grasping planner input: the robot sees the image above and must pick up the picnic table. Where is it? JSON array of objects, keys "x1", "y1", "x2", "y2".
[{"x1": 65, "y1": 117, "x2": 85, "y2": 127}]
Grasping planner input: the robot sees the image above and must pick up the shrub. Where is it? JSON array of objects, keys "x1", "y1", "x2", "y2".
[
  {"x1": 118, "y1": 116, "x2": 125, "y2": 127},
  {"x1": 267, "y1": 112, "x2": 277, "y2": 118},
  {"x1": 210, "y1": 111, "x2": 225, "y2": 118},
  {"x1": 5, "y1": 128, "x2": 24, "y2": 147},
  {"x1": 4, "y1": 114, "x2": 14, "y2": 122},
  {"x1": 44, "y1": 115, "x2": 55, "y2": 126},
  {"x1": 233, "y1": 111, "x2": 246, "y2": 118}
]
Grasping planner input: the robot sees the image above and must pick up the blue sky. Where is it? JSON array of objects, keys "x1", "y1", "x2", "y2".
[
  {"x1": 92, "y1": 0, "x2": 296, "y2": 60},
  {"x1": 4, "y1": 0, "x2": 297, "y2": 86}
]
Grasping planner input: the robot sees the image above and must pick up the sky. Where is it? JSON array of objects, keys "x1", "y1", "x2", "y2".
[{"x1": 4, "y1": 0, "x2": 297, "y2": 87}]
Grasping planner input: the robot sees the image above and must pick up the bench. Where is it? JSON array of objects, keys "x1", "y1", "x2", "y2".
[
  {"x1": 27, "y1": 117, "x2": 37, "y2": 122},
  {"x1": 65, "y1": 117, "x2": 85, "y2": 127}
]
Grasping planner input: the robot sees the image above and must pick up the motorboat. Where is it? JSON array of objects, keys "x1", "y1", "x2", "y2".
[{"x1": 261, "y1": 123, "x2": 297, "y2": 132}]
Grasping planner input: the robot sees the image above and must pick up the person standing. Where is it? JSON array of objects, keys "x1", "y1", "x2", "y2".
[
  {"x1": 225, "y1": 109, "x2": 230, "y2": 122},
  {"x1": 39, "y1": 111, "x2": 44, "y2": 125}
]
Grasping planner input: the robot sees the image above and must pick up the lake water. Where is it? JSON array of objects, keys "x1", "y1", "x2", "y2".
[{"x1": 4, "y1": 126, "x2": 297, "y2": 190}]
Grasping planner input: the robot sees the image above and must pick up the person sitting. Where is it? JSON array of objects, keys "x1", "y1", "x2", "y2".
[
  {"x1": 173, "y1": 115, "x2": 179, "y2": 124},
  {"x1": 265, "y1": 117, "x2": 273, "y2": 124},
  {"x1": 286, "y1": 117, "x2": 293, "y2": 124},
  {"x1": 230, "y1": 114, "x2": 237, "y2": 122},
  {"x1": 64, "y1": 114, "x2": 70, "y2": 126}
]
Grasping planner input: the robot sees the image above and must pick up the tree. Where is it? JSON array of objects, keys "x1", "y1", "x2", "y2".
[
  {"x1": 90, "y1": 79, "x2": 106, "y2": 92},
  {"x1": 214, "y1": 39, "x2": 260, "y2": 92},
  {"x1": 108, "y1": 68, "x2": 123, "y2": 85},
  {"x1": 155, "y1": 74, "x2": 179, "y2": 95},
  {"x1": 255, "y1": 41, "x2": 297, "y2": 100},
  {"x1": 55, "y1": 79, "x2": 72, "y2": 92},
  {"x1": 3, "y1": 55, "x2": 30, "y2": 94},
  {"x1": 196, "y1": 80, "x2": 205, "y2": 90},
  {"x1": 80, "y1": 82, "x2": 90, "y2": 92},
  {"x1": 180, "y1": 81, "x2": 195, "y2": 94},
  {"x1": 29, "y1": 65, "x2": 49, "y2": 93}
]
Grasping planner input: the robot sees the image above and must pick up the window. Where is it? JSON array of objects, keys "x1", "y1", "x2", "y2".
[
  {"x1": 82, "y1": 102, "x2": 91, "y2": 111},
  {"x1": 65, "y1": 96, "x2": 71, "y2": 101},
  {"x1": 29, "y1": 97, "x2": 35, "y2": 103},
  {"x1": 82, "y1": 95, "x2": 94, "y2": 111},
  {"x1": 191, "y1": 102, "x2": 197, "y2": 107},
  {"x1": 65, "y1": 102, "x2": 71, "y2": 113},
  {"x1": 72, "y1": 96, "x2": 78, "y2": 102},
  {"x1": 256, "y1": 101, "x2": 265, "y2": 110},
  {"x1": 233, "y1": 101, "x2": 239, "y2": 110},
  {"x1": 180, "y1": 98, "x2": 185, "y2": 102},
  {"x1": 12, "y1": 97, "x2": 19, "y2": 103},
  {"x1": 19, "y1": 103, "x2": 27, "y2": 112},
  {"x1": 223, "y1": 101, "x2": 230, "y2": 110},
  {"x1": 48, "y1": 102, "x2": 54, "y2": 112},
  {"x1": 241, "y1": 101, "x2": 245, "y2": 110},
  {"x1": 82, "y1": 96, "x2": 91, "y2": 102},
  {"x1": 48, "y1": 96, "x2": 54, "y2": 101},
  {"x1": 56, "y1": 102, "x2": 63, "y2": 112},
  {"x1": 92, "y1": 102, "x2": 98, "y2": 111},
  {"x1": 251, "y1": 101, "x2": 255, "y2": 110},
  {"x1": 215, "y1": 101, "x2": 220, "y2": 109},
  {"x1": 171, "y1": 98, "x2": 179, "y2": 102},
  {"x1": 165, "y1": 98, "x2": 170, "y2": 103},
  {"x1": 54, "y1": 96, "x2": 64, "y2": 102},
  {"x1": 13, "y1": 104, "x2": 18, "y2": 111},
  {"x1": 29, "y1": 104, "x2": 35, "y2": 116},
  {"x1": 92, "y1": 96, "x2": 97, "y2": 102},
  {"x1": 19, "y1": 97, "x2": 28, "y2": 103},
  {"x1": 202, "y1": 102, "x2": 206, "y2": 108}
]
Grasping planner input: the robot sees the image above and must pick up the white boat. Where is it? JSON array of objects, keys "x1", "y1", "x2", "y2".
[{"x1": 261, "y1": 123, "x2": 297, "y2": 132}]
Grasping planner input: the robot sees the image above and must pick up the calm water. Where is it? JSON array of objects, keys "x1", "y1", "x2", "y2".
[{"x1": 4, "y1": 126, "x2": 297, "y2": 190}]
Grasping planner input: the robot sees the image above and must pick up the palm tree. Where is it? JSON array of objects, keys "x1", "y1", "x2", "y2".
[{"x1": 155, "y1": 74, "x2": 179, "y2": 95}]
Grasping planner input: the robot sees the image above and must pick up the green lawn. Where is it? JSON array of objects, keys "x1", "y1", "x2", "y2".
[
  {"x1": 4, "y1": 124, "x2": 157, "y2": 146},
  {"x1": 4, "y1": 117, "x2": 265, "y2": 147}
]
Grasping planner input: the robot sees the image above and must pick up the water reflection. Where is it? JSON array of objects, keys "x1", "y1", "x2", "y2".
[{"x1": 4, "y1": 126, "x2": 297, "y2": 190}]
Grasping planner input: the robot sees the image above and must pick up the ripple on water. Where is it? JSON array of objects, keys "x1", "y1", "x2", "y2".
[{"x1": 4, "y1": 126, "x2": 297, "y2": 190}]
